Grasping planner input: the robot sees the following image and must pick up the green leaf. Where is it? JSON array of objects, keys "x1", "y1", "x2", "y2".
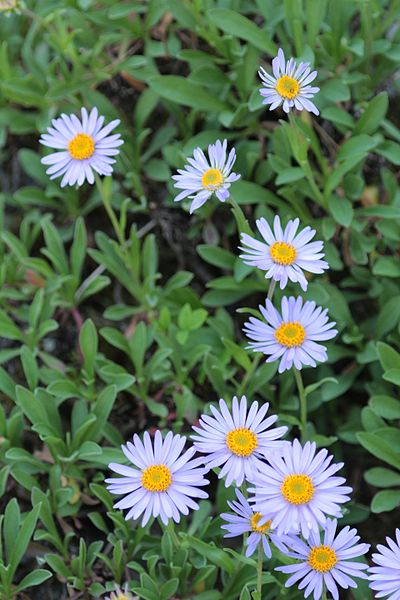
[
  {"x1": 197, "y1": 245, "x2": 235, "y2": 270},
  {"x1": 365, "y1": 467, "x2": 400, "y2": 488},
  {"x1": 357, "y1": 432, "x2": 400, "y2": 470},
  {"x1": 207, "y1": 8, "x2": 276, "y2": 54},
  {"x1": 377, "y1": 342, "x2": 400, "y2": 371},
  {"x1": 149, "y1": 76, "x2": 229, "y2": 112},
  {"x1": 15, "y1": 569, "x2": 52, "y2": 592},
  {"x1": 373, "y1": 256, "x2": 400, "y2": 278},
  {"x1": 371, "y1": 490, "x2": 400, "y2": 513},
  {"x1": 337, "y1": 135, "x2": 377, "y2": 161},
  {"x1": 354, "y1": 92, "x2": 388, "y2": 135},
  {"x1": 80, "y1": 319, "x2": 98, "y2": 381},
  {"x1": 328, "y1": 195, "x2": 353, "y2": 226},
  {"x1": 370, "y1": 395, "x2": 400, "y2": 420},
  {"x1": 9, "y1": 503, "x2": 41, "y2": 578}
]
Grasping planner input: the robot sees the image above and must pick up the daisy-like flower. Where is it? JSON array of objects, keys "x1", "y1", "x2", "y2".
[
  {"x1": 0, "y1": 0, "x2": 22, "y2": 13},
  {"x1": 40, "y1": 107, "x2": 123, "y2": 187},
  {"x1": 276, "y1": 519, "x2": 370, "y2": 600},
  {"x1": 191, "y1": 395, "x2": 287, "y2": 487},
  {"x1": 221, "y1": 489, "x2": 287, "y2": 558},
  {"x1": 172, "y1": 139, "x2": 240, "y2": 213},
  {"x1": 249, "y1": 439, "x2": 352, "y2": 539},
  {"x1": 243, "y1": 296, "x2": 337, "y2": 373},
  {"x1": 369, "y1": 528, "x2": 400, "y2": 599},
  {"x1": 106, "y1": 430, "x2": 209, "y2": 526},
  {"x1": 239, "y1": 215, "x2": 328, "y2": 291},
  {"x1": 259, "y1": 48, "x2": 319, "y2": 115},
  {"x1": 104, "y1": 584, "x2": 137, "y2": 600}
]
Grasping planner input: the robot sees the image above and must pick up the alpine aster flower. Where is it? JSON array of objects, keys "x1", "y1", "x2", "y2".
[
  {"x1": 172, "y1": 139, "x2": 240, "y2": 213},
  {"x1": 40, "y1": 107, "x2": 123, "y2": 187},
  {"x1": 239, "y1": 216, "x2": 328, "y2": 291},
  {"x1": 369, "y1": 528, "x2": 400, "y2": 599},
  {"x1": 249, "y1": 439, "x2": 352, "y2": 538},
  {"x1": 106, "y1": 430, "x2": 209, "y2": 526},
  {"x1": 105, "y1": 584, "x2": 137, "y2": 600},
  {"x1": 243, "y1": 296, "x2": 337, "y2": 373},
  {"x1": 191, "y1": 395, "x2": 287, "y2": 487},
  {"x1": 0, "y1": 0, "x2": 22, "y2": 13},
  {"x1": 259, "y1": 48, "x2": 320, "y2": 115},
  {"x1": 221, "y1": 489, "x2": 286, "y2": 558},
  {"x1": 276, "y1": 519, "x2": 370, "y2": 600}
]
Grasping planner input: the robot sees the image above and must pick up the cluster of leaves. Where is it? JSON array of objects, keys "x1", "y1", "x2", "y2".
[{"x1": 0, "y1": 0, "x2": 399, "y2": 598}]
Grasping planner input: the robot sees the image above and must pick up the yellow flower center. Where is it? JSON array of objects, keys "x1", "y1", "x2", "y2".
[
  {"x1": 281, "y1": 474, "x2": 314, "y2": 505},
  {"x1": 226, "y1": 428, "x2": 258, "y2": 457},
  {"x1": 68, "y1": 133, "x2": 95, "y2": 160},
  {"x1": 250, "y1": 512, "x2": 272, "y2": 533},
  {"x1": 274, "y1": 322, "x2": 306, "y2": 347},
  {"x1": 270, "y1": 241, "x2": 297, "y2": 265},
  {"x1": 201, "y1": 168, "x2": 224, "y2": 189},
  {"x1": 141, "y1": 464, "x2": 172, "y2": 492},
  {"x1": 275, "y1": 75, "x2": 300, "y2": 99},
  {"x1": 308, "y1": 545, "x2": 337, "y2": 573}
]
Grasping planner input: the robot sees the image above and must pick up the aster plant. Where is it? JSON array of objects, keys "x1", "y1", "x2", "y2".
[
  {"x1": 369, "y1": 528, "x2": 400, "y2": 599},
  {"x1": 249, "y1": 440, "x2": 352, "y2": 539},
  {"x1": 259, "y1": 47, "x2": 320, "y2": 115},
  {"x1": 276, "y1": 519, "x2": 370, "y2": 599},
  {"x1": 191, "y1": 395, "x2": 287, "y2": 487},
  {"x1": 172, "y1": 139, "x2": 240, "y2": 213},
  {"x1": 106, "y1": 430, "x2": 209, "y2": 525},
  {"x1": 239, "y1": 215, "x2": 328, "y2": 292},
  {"x1": 40, "y1": 107, "x2": 123, "y2": 187}
]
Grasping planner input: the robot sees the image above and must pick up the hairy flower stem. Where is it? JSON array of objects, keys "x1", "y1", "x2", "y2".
[
  {"x1": 294, "y1": 368, "x2": 307, "y2": 441},
  {"x1": 167, "y1": 519, "x2": 180, "y2": 548},
  {"x1": 229, "y1": 197, "x2": 252, "y2": 236},
  {"x1": 257, "y1": 541, "x2": 263, "y2": 597},
  {"x1": 95, "y1": 175, "x2": 126, "y2": 249}
]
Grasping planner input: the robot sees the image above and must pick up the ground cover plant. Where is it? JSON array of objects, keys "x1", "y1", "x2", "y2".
[{"x1": 0, "y1": 0, "x2": 400, "y2": 598}]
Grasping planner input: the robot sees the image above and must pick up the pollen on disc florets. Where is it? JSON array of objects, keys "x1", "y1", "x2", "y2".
[
  {"x1": 275, "y1": 75, "x2": 300, "y2": 100},
  {"x1": 68, "y1": 133, "x2": 95, "y2": 160},
  {"x1": 281, "y1": 473, "x2": 315, "y2": 505},
  {"x1": 275, "y1": 322, "x2": 306, "y2": 347},
  {"x1": 270, "y1": 241, "x2": 297, "y2": 265},
  {"x1": 308, "y1": 545, "x2": 337, "y2": 572},
  {"x1": 226, "y1": 428, "x2": 258, "y2": 457},
  {"x1": 201, "y1": 168, "x2": 224, "y2": 190},
  {"x1": 251, "y1": 512, "x2": 272, "y2": 533},
  {"x1": 141, "y1": 464, "x2": 172, "y2": 492}
]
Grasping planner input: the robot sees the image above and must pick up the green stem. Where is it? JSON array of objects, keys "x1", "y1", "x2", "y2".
[
  {"x1": 267, "y1": 279, "x2": 276, "y2": 301},
  {"x1": 321, "y1": 587, "x2": 328, "y2": 600},
  {"x1": 287, "y1": 113, "x2": 326, "y2": 208},
  {"x1": 95, "y1": 175, "x2": 126, "y2": 248},
  {"x1": 228, "y1": 196, "x2": 252, "y2": 236},
  {"x1": 167, "y1": 519, "x2": 180, "y2": 548},
  {"x1": 237, "y1": 354, "x2": 261, "y2": 397},
  {"x1": 257, "y1": 541, "x2": 263, "y2": 597},
  {"x1": 293, "y1": 368, "x2": 307, "y2": 442}
]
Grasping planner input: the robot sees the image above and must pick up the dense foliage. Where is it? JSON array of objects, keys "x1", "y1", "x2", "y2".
[{"x1": 0, "y1": 0, "x2": 399, "y2": 598}]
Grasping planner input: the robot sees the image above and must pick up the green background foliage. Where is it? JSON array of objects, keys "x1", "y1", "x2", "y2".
[{"x1": 0, "y1": 0, "x2": 399, "y2": 597}]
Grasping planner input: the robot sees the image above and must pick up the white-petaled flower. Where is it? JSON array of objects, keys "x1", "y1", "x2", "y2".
[
  {"x1": 104, "y1": 583, "x2": 138, "y2": 600},
  {"x1": 243, "y1": 296, "x2": 337, "y2": 373},
  {"x1": 106, "y1": 430, "x2": 209, "y2": 526},
  {"x1": 239, "y1": 215, "x2": 328, "y2": 291},
  {"x1": 369, "y1": 528, "x2": 400, "y2": 599},
  {"x1": 259, "y1": 48, "x2": 319, "y2": 115},
  {"x1": 0, "y1": 0, "x2": 22, "y2": 13},
  {"x1": 276, "y1": 519, "x2": 370, "y2": 600},
  {"x1": 191, "y1": 395, "x2": 287, "y2": 487},
  {"x1": 249, "y1": 439, "x2": 352, "y2": 539},
  {"x1": 172, "y1": 139, "x2": 240, "y2": 213},
  {"x1": 40, "y1": 107, "x2": 123, "y2": 187},
  {"x1": 221, "y1": 489, "x2": 287, "y2": 558}
]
